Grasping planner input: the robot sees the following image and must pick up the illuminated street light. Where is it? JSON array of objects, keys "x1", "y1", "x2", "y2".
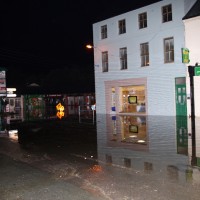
[{"x1": 86, "y1": 44, "x2": 93, "y2": 49}]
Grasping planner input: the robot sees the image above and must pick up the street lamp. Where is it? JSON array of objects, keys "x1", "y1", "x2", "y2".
[{"x1": 86, "y1": 44, "x2": 93, "y2": 49}]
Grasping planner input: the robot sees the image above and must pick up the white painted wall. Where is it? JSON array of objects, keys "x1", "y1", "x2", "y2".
[
  {"x1": 184, "y1": 16, "x2": 200, "y2": 117},
  {"x1": 93, "y1": 0, "x2": 196, "y2": 116}
]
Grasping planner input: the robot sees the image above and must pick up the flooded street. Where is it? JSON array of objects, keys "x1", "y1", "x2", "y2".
[{"x1": 0, "y1": 114, "x2": 200, "y2": 200}]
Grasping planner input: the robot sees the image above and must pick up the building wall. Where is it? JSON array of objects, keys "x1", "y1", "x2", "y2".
[
  {"x1": 93, "y1": 0, "x2": 196, "y2": 116},
  {"x1": 184, "y1": 16, "x2": 200, "y2": 117}
]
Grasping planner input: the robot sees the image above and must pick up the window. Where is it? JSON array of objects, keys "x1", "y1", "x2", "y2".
[
  {"x1": 101, "y1": 25, "x2": 107, "y2": 39},
  {"x1": 162, "y1": 4, "x2": 172, "y2": 23},
  {"x1": 118, "y1": 19, "x2": 126, "y2": 34},
  {"x1": 102, "y1": 51, "x2": 108, "y2": 72},
  {"x1": 140, "y1": 43, "x2": 149, "y2": 66},
  {"x1": 164, "y1": 37, "x2": 174, "y2": 63},
  {"x1": 139, "y1": 12, "x2": 147, "y2": 29},
  {"x1": 120, "y1": 47, "x2": 127, "y2": 70}
]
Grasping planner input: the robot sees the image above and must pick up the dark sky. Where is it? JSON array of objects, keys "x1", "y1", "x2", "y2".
[{"x1": 0, "y1": 0, "x2": 160, "y2": 92}]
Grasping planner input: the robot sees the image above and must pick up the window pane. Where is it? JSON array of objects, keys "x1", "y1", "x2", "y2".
[
  {"x1": 120, "y1": 47, "x2": 127, "y2": 69},
  {"x1": 102, "y1": 51, "x2": 108, "y2": 72},
  {"x1": 164, "y1": 38, "x2": 174, "y2": 63},
  {"x1": 140, "y1": 43, "x2": 149, "y2": 66},
  {"x1": 162, "y1": 4, "x2": 172, "y2": 23},
  {"x1": 101, "y1": 25, "x2": 107, "y2": 39},
  {"x1": 139, "y1": 12, "x2": 147, "y2": 29},
  {"x1": 119, "y1": 19, "x2": 126, "y2": 34}
]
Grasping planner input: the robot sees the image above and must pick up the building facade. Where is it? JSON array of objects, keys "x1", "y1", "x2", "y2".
[
  {"x1": 92, "y1": 0, "x2": 196, "y2": 116},
  {"x1": 183, "y1": 0, "x2": 200, "y2": 117}
]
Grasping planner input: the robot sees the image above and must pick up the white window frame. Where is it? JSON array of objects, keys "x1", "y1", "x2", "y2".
[
  {"x1": 118, "y1": 19, "x2": 126, "y2": 34},
  {"x1": 162, "y1": 4, "x2": 172, "y2": 23},
  {"x1": 102, "y1": 51, "x2": 108, "y2": 72},
  {"x1": 138, "y1": 12, "x2": 147, "y2": 29},
  {"x1": 120, "y1": 47, "x2": 127, "y2": 70},
  {"x1": 140, "y1": 43, "x2": 149, "y2": 67},
  {"x1": 164, "y1": 37, "x2": 174, "y2": 63},
  {"x1": 101, "y1": 25, "x2": 107, "y2": 39}
]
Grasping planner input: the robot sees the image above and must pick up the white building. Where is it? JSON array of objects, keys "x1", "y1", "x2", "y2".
[
  {"x1": 183, "y1": 0, "x2": 200, "y2": 117},
  {"x1": 92, "y1": 0, "x2": 197, "y2": 116}
]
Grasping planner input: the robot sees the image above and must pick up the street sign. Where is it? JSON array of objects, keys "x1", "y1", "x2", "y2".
[
  {"x1": 182, "y1": 48, "x2": 190, "y2": 63},
  {"x1": 195, "y1": 66, "x2": 200, "y2": 76}
]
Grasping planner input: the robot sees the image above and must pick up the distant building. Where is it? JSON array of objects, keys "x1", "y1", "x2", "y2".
[{"x1": 92, "y1": 0, "x2": 197, "y2": 116}]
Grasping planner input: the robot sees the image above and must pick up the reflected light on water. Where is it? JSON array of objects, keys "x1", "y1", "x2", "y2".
[{"x1": 8, "y1": 130, "x2": 18, "y2": 141}]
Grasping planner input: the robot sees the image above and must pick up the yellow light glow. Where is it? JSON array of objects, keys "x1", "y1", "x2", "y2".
[
  {"x1": 56, "y1": 103, "x2": 65, "y2": 111},
  {"x1": 137, "y1": 140, "x2": 145, "y2": 143},
  {"x1": 57, "y1": 111, "x2": 65, "y2": 119},
  {"x1": 90, "y1": 165, "x2": 102, "y2": 172},
  {"x1": 86, "y1": 44, "x2": 93, "y2": 49}
]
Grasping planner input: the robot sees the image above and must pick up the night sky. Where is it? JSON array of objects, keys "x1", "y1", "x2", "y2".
[{"x1": 0, "y1": 0, "x2": 160, "y2": 94}]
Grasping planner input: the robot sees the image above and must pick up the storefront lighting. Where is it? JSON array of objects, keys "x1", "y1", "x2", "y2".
[
  {"x1": 137, "y1": 140, "x2": 145, "y2": 143},
  {"x1": 7, "y1": 94, "x2": 17, "y2": 97},
  {"x1": 129, "y1": 135, "x2": 137, "y2": 138},
  {"x1": 7, "y1": 88, "x2": 16, "y2": 92}
]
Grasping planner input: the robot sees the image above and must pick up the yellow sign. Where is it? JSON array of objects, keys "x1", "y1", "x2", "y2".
[
  {"x1": 182, "y1": 48, "x2": 190, "y2": 63},
  {"x1": 56, "y1": 103, "x2": 64, "y2": 111},
  {"x1": 57, "y1": 111, "x2": 65, "y2": 119},
  {"x1": 56, "y1": 103, "x2": 65, "y2": 119}
]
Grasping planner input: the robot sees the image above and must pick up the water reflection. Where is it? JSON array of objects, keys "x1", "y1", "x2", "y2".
[
  {"x1": 1, "y1": 112, "x2": 200, "y2": 199},
  {"x1": 96, "y1": 114, "x2": 200, "y2": 183}
]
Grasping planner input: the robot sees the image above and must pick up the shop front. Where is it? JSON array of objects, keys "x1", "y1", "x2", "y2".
[{"x1": 105, "y1": 78, "x2": 147, "y2": 115}]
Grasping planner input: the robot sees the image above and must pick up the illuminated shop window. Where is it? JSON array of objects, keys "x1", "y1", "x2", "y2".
[
  {"x1": 120, "y1": 116, "x2": 147, "y2": 145},
  {"x1": 119, "y1": 85, "x2": 146, "y2": 113}
]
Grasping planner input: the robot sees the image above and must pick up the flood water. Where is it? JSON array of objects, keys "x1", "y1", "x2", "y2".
[{"x1": 0, "y1": 112, "x2": 200, "y2": 200}]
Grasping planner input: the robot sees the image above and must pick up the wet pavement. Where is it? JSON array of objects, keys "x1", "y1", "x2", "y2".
[{"x1": 0, "y1": 115, "x2": 200, "y2": 200}]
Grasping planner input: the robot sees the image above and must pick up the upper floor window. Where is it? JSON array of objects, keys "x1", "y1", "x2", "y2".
[
  {"x1": 164, "y1": 37, "x2": 174, "y2": 63},
  {"x1": 139, "y1": 12, "x2": 147, "y2": 29},
  {"x1": 140, "y1": 43, "x2": 149, "y2": 67},
  {"x1": 102, "y1": 51, "x2": 108, "y2": 72},
  {"x1": 162, "y1": 4, "x2": 172, "y2": 23},
  {"x1": 118, "y1": 19, "x2": 126, "y2": 34},
  {"x1": 120, "y1": 47, "x2": 127, "y2": 70},
  {"x1": 101, "y1": 25, "x2": 107, "y2": 39}
]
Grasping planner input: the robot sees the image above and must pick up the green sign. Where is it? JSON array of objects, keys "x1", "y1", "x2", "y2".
[
  {"x1": 195, "y1": 66, "x2": 200, "y2": 76},
  {"x1": 182, "y1": 48, "x2": 190, "y2": 63}
]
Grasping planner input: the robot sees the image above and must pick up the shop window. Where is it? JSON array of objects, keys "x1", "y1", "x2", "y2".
[
  {"x1": 119, "y1": 85, "x2": 146, "y2": 113},
  {"x1": 111, "y1": 87, "x2": 116, "y2": 111}
]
